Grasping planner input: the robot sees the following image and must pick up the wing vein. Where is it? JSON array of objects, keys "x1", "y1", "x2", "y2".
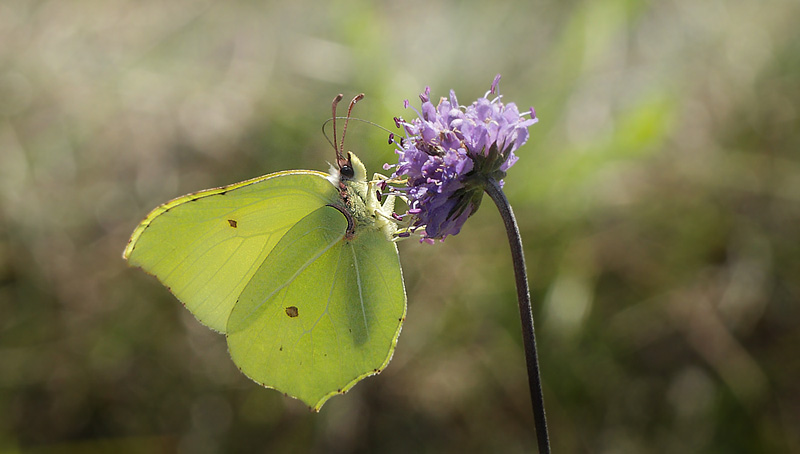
[{"x1": 350, "y1": 242, "x2": 370, "y2": 342}]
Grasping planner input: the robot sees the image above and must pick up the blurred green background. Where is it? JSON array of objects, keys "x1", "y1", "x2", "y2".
[{"x1": 1, "y1": 0, "x2": 799, "y2": 452}]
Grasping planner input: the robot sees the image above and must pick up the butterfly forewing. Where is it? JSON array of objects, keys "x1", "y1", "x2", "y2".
[{"x1": 124, "y1": 171, "x2": 339, "y2": 332}]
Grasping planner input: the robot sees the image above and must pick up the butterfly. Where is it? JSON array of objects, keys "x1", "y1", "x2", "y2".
[{"x1": 123, "y1": 94, "x2": 406, "y2": 411}]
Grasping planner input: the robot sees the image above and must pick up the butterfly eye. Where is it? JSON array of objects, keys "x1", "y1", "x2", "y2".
[{"x1": 340, "y1": 164, "x2": 355, "y2": 180}]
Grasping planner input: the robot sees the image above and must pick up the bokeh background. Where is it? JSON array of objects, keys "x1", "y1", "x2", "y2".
[{"x1": 1, "y1": 0, "x2": 799, "y2": 452}]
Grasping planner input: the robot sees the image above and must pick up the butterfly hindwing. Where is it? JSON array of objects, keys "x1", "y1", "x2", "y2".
[{"x1": 227, "y1": 205, "x2": 406, "y2": 410}]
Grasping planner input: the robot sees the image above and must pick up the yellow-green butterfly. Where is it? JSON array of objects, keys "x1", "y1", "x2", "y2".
[{"x1": 123, "y1": 94, "x2": 406, "y2": 411}]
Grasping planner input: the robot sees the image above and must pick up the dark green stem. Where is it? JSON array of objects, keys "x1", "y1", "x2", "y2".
[{"x1": 484, "y1": 178, "x2": 550, "y2": 454}]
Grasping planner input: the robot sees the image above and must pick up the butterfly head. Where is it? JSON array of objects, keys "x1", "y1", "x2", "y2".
[{"x1": 327, "y1": 151, "x2": 367, "y2": 187}]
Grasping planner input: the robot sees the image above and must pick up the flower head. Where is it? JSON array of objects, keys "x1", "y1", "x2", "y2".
[{"x1": 385, "y1": 75, "x2": 537, "y2": 242}]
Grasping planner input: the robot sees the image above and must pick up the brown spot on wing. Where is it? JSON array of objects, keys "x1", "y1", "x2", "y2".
[
  {"x1": 285, "y1": 306, "x2": 299, "y2": 318},
  {"x1": 227, "y1": 219, "x2": 238, "y2": 228}
]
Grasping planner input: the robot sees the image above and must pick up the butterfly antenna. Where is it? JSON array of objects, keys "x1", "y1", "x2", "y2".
[
  {"x1": 339, "y1": 94, "x2": 364, "y2": 164},
  {"x1": 331, "y1": 94, "x2": 345, "y2": 165}
]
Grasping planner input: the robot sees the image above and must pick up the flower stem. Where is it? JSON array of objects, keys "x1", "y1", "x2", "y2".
[{"x1": 484, "y1": 178, "x2": 550, "y2": 454}]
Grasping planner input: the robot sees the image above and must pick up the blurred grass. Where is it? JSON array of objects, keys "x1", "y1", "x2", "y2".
[{"x1": 1, "y1": 0, "x2": 799, "y2": 452}]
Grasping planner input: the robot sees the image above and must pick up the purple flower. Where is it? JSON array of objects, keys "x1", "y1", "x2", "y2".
[{"x1": 385, "y1": 75, "x2": 538, "y2": 242}]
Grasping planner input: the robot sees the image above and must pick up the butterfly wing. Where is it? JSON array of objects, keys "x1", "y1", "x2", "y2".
[
  {"x1": 227, "y1": 205, "x2": 406, "y2": 410},
  {"x1": 123, "y1": 171, "x2": 339, "y2": 332}
]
